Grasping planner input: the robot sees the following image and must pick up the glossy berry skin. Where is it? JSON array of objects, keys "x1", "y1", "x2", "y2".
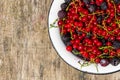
[
  {"x1": 58, "y1": 10, "x2": 67, "y2": 19},
  {"x1": 110, "y1": 58, "x2": 120, "y2": 66},
  {"x1": 61, "y1": 3, "x2": 68, "y2": 10},
  {"x1": 83, "y1": 0, "x2": 90, "y2": 4},
  {"x1": 100, "y1": 59, "x2": 109, "y2": 67},
  {"x1": 64, "y1": 0, "x2": 71, "y2": 4},
  {"x1": 114, "y1": 0, "x2": 120, "y2": 4},
  {"x1": 66, "y1": 46, "x2": 72, "y2": 51},
  {"x1": 100, "y1": 2, "x2": 107, "y2": 10},
  {"x1": 88, "y1": 5, "x2": 96, "y2": 13}
]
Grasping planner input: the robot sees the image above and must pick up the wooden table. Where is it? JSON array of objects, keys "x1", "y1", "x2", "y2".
[{"x1": 0, "y1": 0, "x2": 120, "y2": 80}]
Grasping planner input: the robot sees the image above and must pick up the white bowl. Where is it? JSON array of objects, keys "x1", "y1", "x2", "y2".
[{"x1": 48, "y1": 0, "x2": 120, "y2": 74}]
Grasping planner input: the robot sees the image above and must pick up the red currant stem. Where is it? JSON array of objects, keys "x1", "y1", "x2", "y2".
[
  {"x1": 50, "y1": 19, "x2": 59, "y2": 28},
  {"x1": 80, "y1": 61, "x2": 91, "y2": 68},
  {"x1": 78, "y1": 0, "x2": 82, "y2": 7},
  {"x1": 50, "y1": 24, "x2": 58, "y2": 28},
  {"x1": 60, "y1": 25, "x2": 64, "y2": 35},
  {"x1": 87, "y1": 15, "x2": 94, "y2": 28},
  {"x1": 99, "y1": 46, "x2": 113, "y2": 50},
  {"x1": 116, "y1": 20, "x2": 120, "y2": 24},
  {"x1": 97, "y1": 24, "x2": 113, "y2": 35},
  {"x1": 66, "y1": 1, "x2": 74, "y2": 11},
  {"x1": 79, "y1": 13, "x2": 84, "y2": 17},
  {"x1": 96, "y1": 35, "x2": 104, "y2": 39},
  {"x1": 99, "y1": 55, "x2": 113, "y2": 58},
  {"x1": 72, "y1": 50, "x2": 80, "y2": 55},
  {"x1": 78, "y1": 59, "x2": 99, "y2": 72},
  {"x1": 76, "y1": 27, "x2": 88, "y2": 33},
  {"x1": 88, "y1": 12, "x2": 103, "y2": 15},
  {"x1": 53, "y1": 18, "x2": 59, "y2": 24},
  {"x1": 70, "y1": 29, "x2": 73, "y2": 40},
  {"x1": 107, "y1": 0, "x2": 110, "y2": 4},
  {"x1": 111, "y1": 28, "x2": 119, "y2": 33},
  {"x1": 111, "y1": 0, "x2": 117, "y2": 20}
]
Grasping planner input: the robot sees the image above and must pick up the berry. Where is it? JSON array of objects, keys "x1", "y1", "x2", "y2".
[
  {"x1": 66, "y1": 46, "x2": 72, "y2": 51},
  {"x1": 64, "y1": 0, "x2": 71, "y2": 4},
  {"x1": 100, "y1": 2, "x2": 108, "y2": 10},
  {"x1": 95, "y1": 58, "x2": 101, "y2": 63},
  {"x1": 83, "y1": 0, "x2": 90, "y2": 4},
  {"x1": 61, "y1": 3, "x2": 68, "y2": 10},
  {"x1": 88, "y1": 5, "x2": 96, "y2": 13},
  {"x1": 114, "y1": 0, "x2": 120, "y2": 4},
  {"x1": 61, "y1": 33, "x2": 71, "y2": 45},
  {"x1": 100, "y1": 59, "x2": 109, "y2": 67},
  {"x1": 113, "y1": 40, "x2": 120, "y2": 49},
  {"x1": 58, "y1": 10, "x2": 67, "y2": 19},
  {"x1": 110, "y1": 57, "x2": 120, "y2": 66}
]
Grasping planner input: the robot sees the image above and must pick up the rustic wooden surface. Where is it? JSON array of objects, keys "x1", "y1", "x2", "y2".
[{"x1": 0, "y1": 0, "x2": 120, "y2": 80}]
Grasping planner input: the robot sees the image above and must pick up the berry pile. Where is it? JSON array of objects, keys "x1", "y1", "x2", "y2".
[{"x1": 57, "y1": 0, "x2": 120, "y2": 67}]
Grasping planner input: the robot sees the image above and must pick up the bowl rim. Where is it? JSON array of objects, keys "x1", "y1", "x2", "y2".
[{"x1": 47, "y1": 0, "x2": 120, "y2": 75}]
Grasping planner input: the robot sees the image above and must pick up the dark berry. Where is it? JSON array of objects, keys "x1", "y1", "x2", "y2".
[
  {"x1": 114, "y1": 0, "x2": 120, "y2": 4},
  {"x1": 64, "y1": 0, "x2": 71, "y2": 4},
  {"x1": 61, "y1": 33, "x2": 71, "y2": 45},
  {"x1": 58, "y1": 10, "x2": 67, "y2": 19},
  {"x1": 100, "y1": 59, "x2": 109, "y2": 67},
  {"x1": 86, "y1": 32, "x2": 92, "y2": 38},
  {"x1": 97, "y1": 15, "x2": 102, "y2": 24},
  {"x1": 102, "y1": 13, "x2": 108, "y2": 18},
  {"x1": 76, "y1": 30, "x2": 82, "y2": 35},
  {"x1": 113, "y1": 40, "x2": 120, "y2": 49},
  {"x1": 110, "y1": 57, "x2": 120, "y2": 66},
  {"x1": 88, "y1": 4, "x2": 96, "y2": 13},
  {"x1": 100, "y1": 2, "x2": 107, "y2": 10},
  {"x1": 98, "y1": 38, "x2": 106, "y2": 46},
  {"x1": 83, "y1": 0, "x2": 90, "y2": 4},
  {"x1": 61, "y1": 3, "x2": 68, "y2": 10}
]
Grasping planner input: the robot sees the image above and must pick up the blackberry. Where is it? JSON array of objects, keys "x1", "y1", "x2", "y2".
[
  {"x1": 64, "y1": 0, "x2": 71, "y2": 4},
  {"x1": 88, "y1": 4, "x2": 96, "y2": 13},
  {"x1": 76, "y1": 30, "x2": 82, "y2": 35},
  {"x1": 100, "y1": 2, "x2": 107, "y2": 10},
  {"x1": 83, "y1": 0, "x2": 90, "y2": 4},
  {"x1": 97, "y1": 15, "x2": 102, "y2": 24},
  {"x1": 98, "y1": 38, "x2": 106, "y2": 46},
  {"x1": 114, "y1": 0, "x2": 120, "y2": 4},
  {"x1": 61, "y1": 33, "x2": 71, "y2": 45},
  {"x1": 102, "y1": 13, "x2": 108, "y2": 19},
  {"x1": 113, "y1": 40, "x2": 120, "y2": 49},
  {"x1": 58, "y1": 10, "x2": 67, "y2": 19},
  {"x1": 61, "y1": 3, "x2": 68, "y2": 10},
  {"x1": 110, "y1": 57, "x2": 120, "y2": 66}
]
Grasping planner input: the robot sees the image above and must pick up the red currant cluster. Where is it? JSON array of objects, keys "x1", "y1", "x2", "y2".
[{"x1": 57, "y1": 0, "x2": 120, "y2": 66}]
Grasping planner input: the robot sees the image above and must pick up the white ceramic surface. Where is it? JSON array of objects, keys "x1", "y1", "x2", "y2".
[{"x1": 48, "y1": 0, "x2": 120, "y2": 74}]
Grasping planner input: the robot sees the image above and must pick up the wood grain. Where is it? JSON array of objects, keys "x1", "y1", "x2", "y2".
[{"x1": 0, "y1": 0, "x2": 120, "y2": 80}]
